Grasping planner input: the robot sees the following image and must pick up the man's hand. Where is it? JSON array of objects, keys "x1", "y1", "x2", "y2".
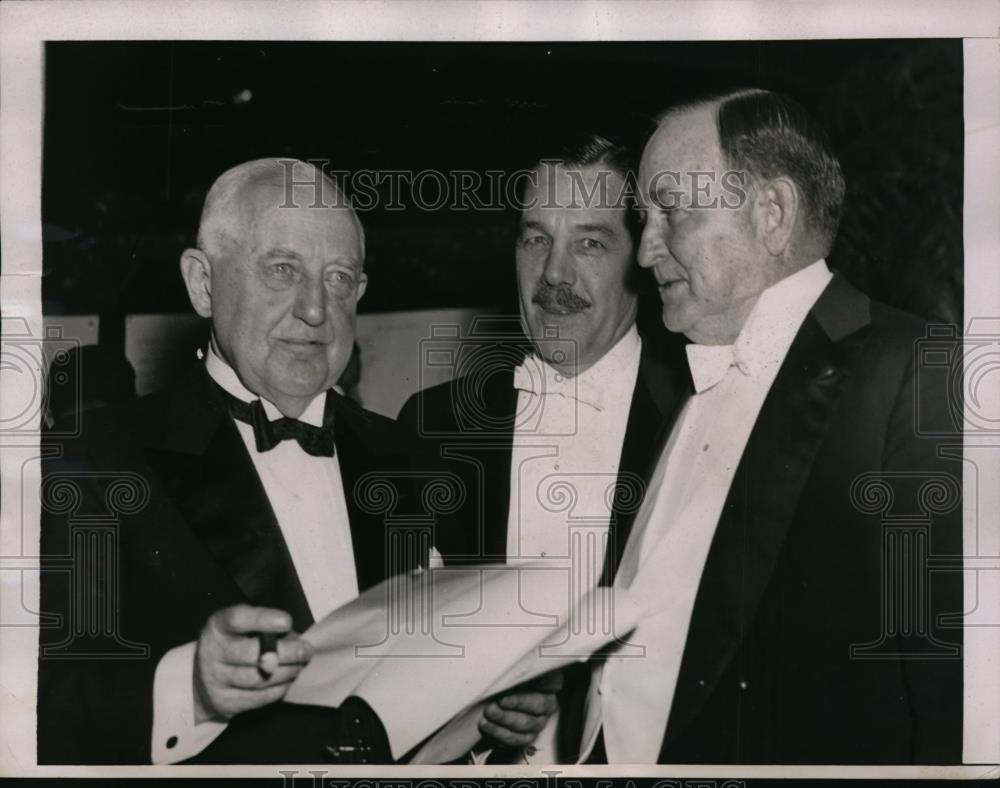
[
  {"x1": 478, "y1": 670, "x2": 564, "y2": 748},
  {"x1": 193, "y1": 605, "x2": 313, "y2": 724}
]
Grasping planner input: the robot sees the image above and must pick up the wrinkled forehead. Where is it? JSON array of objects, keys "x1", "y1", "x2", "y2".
[
  {"x1": 641, "y1": 106, "x2": 724, "y2": 178},
  {"x1": 241, "y1": 175, "x2": 345, "y2": 217},
  {"x1": 240, "y1": 179, "x2": 364, "y2": 254},
  {"x1": 521, "y1": 163, "x2": 630, "y2": 229}
]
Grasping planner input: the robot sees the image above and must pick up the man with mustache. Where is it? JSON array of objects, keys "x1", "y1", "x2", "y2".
[
  {"x1": 399, "y1": 134, "x2": 686, "y2": 762},
  {"x1": 577, "y1": 90, "x2": 963, "y2": 764},
  {"x1": 533, "y1": 281, "x2": 591, "y2": 313}
]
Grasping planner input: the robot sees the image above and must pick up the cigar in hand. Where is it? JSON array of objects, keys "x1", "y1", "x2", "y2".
[{"x1": 258, "y1": 632, "x2": 279, "y2": 678}]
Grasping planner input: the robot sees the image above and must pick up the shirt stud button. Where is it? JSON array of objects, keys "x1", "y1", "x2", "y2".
[{"x1": 166, "y1": 736, "x2": 178, "y2": 749}]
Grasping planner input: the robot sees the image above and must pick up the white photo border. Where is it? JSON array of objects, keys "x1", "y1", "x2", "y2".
[{"x1": 1, "y1": 0, "x2": 998, "y2": 778}]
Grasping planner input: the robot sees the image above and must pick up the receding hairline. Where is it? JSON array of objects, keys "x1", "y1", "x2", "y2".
[
  {"x1": 653, "y1": 88, "x2": 767, "y2": 130},
  {"x1": 196, "y1": 158, "x2": 365, "y2": 259}
]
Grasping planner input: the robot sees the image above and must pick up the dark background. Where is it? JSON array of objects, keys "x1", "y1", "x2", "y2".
[{"x1": 41, "y1": 39, "x2": 964, "y2": 341}]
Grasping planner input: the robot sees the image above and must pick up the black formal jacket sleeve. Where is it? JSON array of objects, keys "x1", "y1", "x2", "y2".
[{"x1": 38, "y1": 364, "x2": 418, "y2": 764}]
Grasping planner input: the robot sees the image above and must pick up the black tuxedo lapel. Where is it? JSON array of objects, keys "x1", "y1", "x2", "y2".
[
  {"x1": 140, "y1": 365, "x2": 314, "y2": 632},
  {"x1": 461, "y1": 368, "x2": 518, "y2": 562},
  {"x1": 413, "y1": 363, "x2": 519, "y2": 564},
  {"x1": 329, "y1": 391, "x2": 411, "y2": 592},
  {"x1": 604, "y1": 342, "x2": 691, "y2": 584},
  {"x1": 661, "y1": 275, "x2": 872, "y2": 751}
]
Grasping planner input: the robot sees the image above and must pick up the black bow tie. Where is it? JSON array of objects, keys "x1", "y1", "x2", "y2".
[{"x1": 216, "y1": 385, "x2": 337, "y2": 457}]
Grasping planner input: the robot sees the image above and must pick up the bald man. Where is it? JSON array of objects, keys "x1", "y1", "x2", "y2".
[{"x1": 38, "y1": 159, "x2": 553, "y2": 764}]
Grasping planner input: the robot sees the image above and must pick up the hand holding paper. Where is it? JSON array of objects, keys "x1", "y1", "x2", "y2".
[
  {"x1": 283, "y1": 563, "x2": 642, "y2": 763},
  {"x1": 480, "y1": 670, "x2": 564, "y2": 748}
]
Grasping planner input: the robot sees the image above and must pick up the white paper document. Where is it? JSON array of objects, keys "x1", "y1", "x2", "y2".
[{"x1": 283, "y1": 564, "x2": 642, "y2": 762}]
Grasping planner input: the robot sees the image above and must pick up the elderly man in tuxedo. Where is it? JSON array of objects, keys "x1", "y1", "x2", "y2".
[
  {"x1": 578, "y1": 90, "x2": 963, "y2": 765},
  {"x1": 38, "y1": 158, "x2": 553, "y2": 764},
  {"x1": 399, "y1": 135, "x2": 686, "y2": 762}
]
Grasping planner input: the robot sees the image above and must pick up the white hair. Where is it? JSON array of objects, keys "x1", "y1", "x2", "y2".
[{"x1": 195, "y1": 157, "x2": 365, "y2": 260}]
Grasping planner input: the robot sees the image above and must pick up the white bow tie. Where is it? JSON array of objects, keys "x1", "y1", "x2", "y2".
[
  {"x1": 512, "y1": 357, "x2": 603, "y2": 411},
  {"x1": 686, "y1": 342, "x2": 751, "y2": 393}
]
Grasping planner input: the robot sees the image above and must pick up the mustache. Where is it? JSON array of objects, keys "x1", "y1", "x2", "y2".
[{"x1": 531, "y1": 283, "x2": 592, "y2": 313}]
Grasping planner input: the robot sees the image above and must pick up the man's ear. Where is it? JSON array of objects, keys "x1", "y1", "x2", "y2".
[
  {"x1": 356, "y1": 272, "x2": 368, "y2": 302},
  {"x1": 179, "y1": 248, "x2": 214, "y2": 318},
  {"x1": 755, "y1": 177, "x2": 799, "y2": 256}
]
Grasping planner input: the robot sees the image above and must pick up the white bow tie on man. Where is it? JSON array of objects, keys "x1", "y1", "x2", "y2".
[
  {"x1": 684, "y1": 341, "x2": 752, "y2": 394},
  {"x1": 512, "y1": 355, "x2": 605, "y2": 411}
]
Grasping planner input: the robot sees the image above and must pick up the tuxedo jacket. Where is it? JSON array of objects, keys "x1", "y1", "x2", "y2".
[
  {"x1": 397, "y1": 337, "x2": 688, "y2": 579},
  {"x1": 38, "y1": 363, "x2": 418, "y2": 764},
  {"x1": 650, "y1": 275, "x2": 963, "y2": 764},
  {"x1": 397, "y1": 337, "x2": 688, "y2": 763}
]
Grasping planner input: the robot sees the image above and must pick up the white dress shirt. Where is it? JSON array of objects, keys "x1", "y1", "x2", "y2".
[
  {"x1": 580, "y1": 259, "x2": 834, "y2": 763},
  {"x1": 151, "y1": 348, "x2": 360, "y2": 764},
  {"x1": 506, "y1": 325, "x2": 641, "y2": 762},
  {"x1": 508, "y1": 325, "x2": 641, "y2": 570}
]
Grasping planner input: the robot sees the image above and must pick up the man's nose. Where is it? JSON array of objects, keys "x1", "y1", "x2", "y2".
[
  {"x1": 637, "y1": 220, "x2": 665, "y2": 269},
  {"x1": 541, "y1": 244, "x2": 575, "y2": 286},
  {"x1": 293, "y1": 276, "x2": 327, "y2": 326}
]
